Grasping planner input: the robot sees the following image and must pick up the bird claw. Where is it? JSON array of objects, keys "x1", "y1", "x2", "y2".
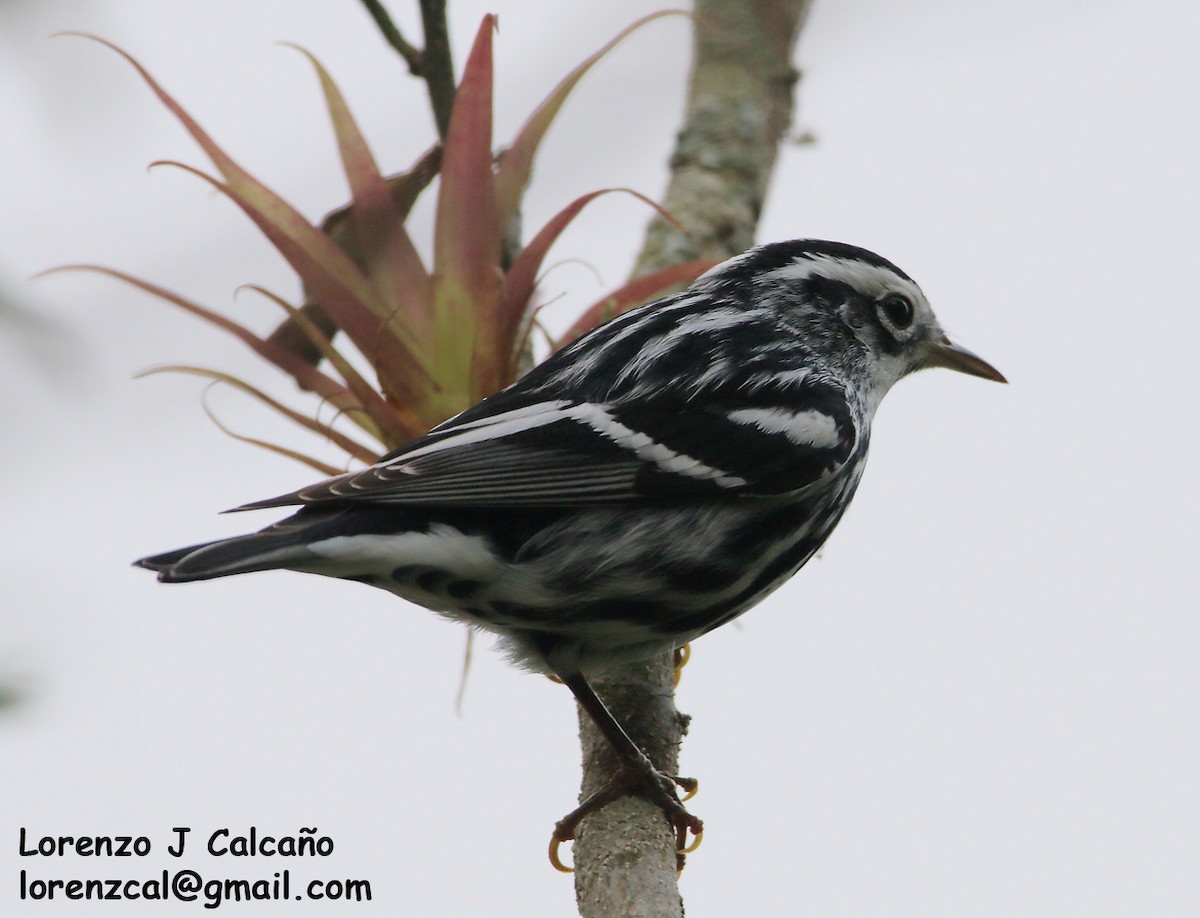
[
  {"x1": 672, "y1": 643, "x2": 691, "y2": 687},
  {"x1": 678, "y1": 823, "x2": 703, "y2": 854},
  {"x1": 548, "y1": 834, "x2": 574, "y2": 873},
  {"x1": 674, "y1": 774, "x2": 698, "y2": 802},
  {"x1": 548, "y1": 765, "x2": 704, "y2": 873}
]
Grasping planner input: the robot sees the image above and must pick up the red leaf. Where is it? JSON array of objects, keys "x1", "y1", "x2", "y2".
[
  {"x1": 199, "y1": 395, "x2": 346, "y2": 478},
  {"x1": 288, "y1": 45, "x2": 434, "y2": 342},
  {"x1": 498, "y1": 188, "x2": 679, "y2": 381},
  {"x1": 67, "y1": 35, "x2": 435, "y2": 409},
  {"x1": 149, "y1": 160, "x2": 434, "y2": 412},
  {"x1": 42, "y1": 264, "x2": 370, "y2": 418},
  {"x1": 139, "y1": 364, "x2": 381, "y2": 465},
  {"x1": 240, "y1": 286, "x2": 421, "y2": 447},
  {"x1": 493, "y1": 10, "x2": 689, "y2": 229},
  {"x1": 555, "y1": 259, "x2": 719, "y2": 349},
  {"x1": 433, "y1": 16, "x2": 502, "y2": 396}
]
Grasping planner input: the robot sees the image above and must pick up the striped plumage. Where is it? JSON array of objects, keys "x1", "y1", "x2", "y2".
[{"x1": 137, "y1": 239, "x2": 1004, "y2": 843}]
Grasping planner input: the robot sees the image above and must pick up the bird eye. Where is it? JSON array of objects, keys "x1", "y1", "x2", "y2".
[{"x1": 879, "y1": 294, "x2": 914, "y2": 329}]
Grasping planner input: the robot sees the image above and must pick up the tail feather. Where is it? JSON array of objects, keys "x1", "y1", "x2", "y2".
[
  {"x1": 133, "y1": 532, "x2": 304, "y2": 583},
  {"x1": 134, "y1": 507, "x2": 338, "y2": 583},
  {"x1": 134, "y1": 505, "x2": 428, "y2": 584},
  {"x1": 134, "y1": 531, "x2": 310, "y2": 583},
  {"x1": 134, "y1": 543, "x2": 214, "y2": 574}
]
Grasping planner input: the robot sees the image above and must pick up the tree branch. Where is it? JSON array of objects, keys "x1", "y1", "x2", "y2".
[
  {"x1": 633, "y1": 0, "x2": 812, "y2": 273},
  {"x1": 359, "y1": 0, "x2": 456, "y2": 140},
  {"x1": 417, "y1": 0, "x2": 457, "y2": 140},
  {"x1": 572, "y1": 2, "x2": 814, "y2": 915},
  {"x1": 358, "y1": 0, "x2": 424, "y2": 73}
]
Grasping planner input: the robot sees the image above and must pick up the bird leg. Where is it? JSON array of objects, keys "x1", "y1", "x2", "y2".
[{"x1": 549, "y1": 669, "x2": 703, "y2": 872}]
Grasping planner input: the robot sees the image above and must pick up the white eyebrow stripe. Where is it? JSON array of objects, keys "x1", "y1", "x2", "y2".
[
  {"x1": 762, "y1": 254, "x2": 924, "y2": 303},
  {"x1": 726, "y1": 407, "x2": 842, "y2": 449}
]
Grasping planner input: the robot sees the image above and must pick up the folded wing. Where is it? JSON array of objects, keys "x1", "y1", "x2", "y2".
[{"x1": 235, "y1": 381, "x2": 858, "y2": 511}]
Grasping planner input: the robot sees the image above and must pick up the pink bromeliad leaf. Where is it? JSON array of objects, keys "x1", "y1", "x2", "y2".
[
  {"x1": 433, "y1": 15, "x2": 503, "y2": 410},
  {"x1": 41, "y1": 264, "x2": 373, "y2": 425},
  {"x1": 67, "y1": 34, "x2": 436, "y2": 409},
  {"x1": 57, "y1": 17, "x2": 703, "y2": 480},
  {"x1": 498, "y1": 188, "x2": 680, "y2": 380},
  {"x1": 555, "y1": 259, "x2": 719, "y2": 349},
  {"x1": 288, "y1": 45, "x2": 435, "y2": 345},
  {"x1": 138, "y1": 365, "x2": 380, "y2": 465},
  {"x1": 147, "y1": 158, "x2": 436, "y2": 414},
  {"x1": 239, "y1": 285, "x2": 418, "y2": 446},
  {"x1": 493, "y1": 10, "x2": 688, "y2": 231}
]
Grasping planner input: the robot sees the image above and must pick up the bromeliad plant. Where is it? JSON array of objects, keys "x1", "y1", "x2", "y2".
[{"x1": 61, "y1": 13, "x2": 713, "y2": 471}]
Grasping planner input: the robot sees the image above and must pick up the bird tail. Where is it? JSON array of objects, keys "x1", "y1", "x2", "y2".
[
  {"x1": 134, "y1": 530, "x2": 309, "y2": 583},
  {"x1": 134, "y1": 505, "x2": 420, "y2": 584}
]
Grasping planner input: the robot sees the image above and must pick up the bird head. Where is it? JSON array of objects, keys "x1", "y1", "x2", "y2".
[{"x1": 699, "y1": 240, "x2": 1006, "y2": 405}]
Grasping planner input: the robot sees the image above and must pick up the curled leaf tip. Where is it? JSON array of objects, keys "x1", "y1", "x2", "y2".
[
  {"x1": 606, "y1": 186, "x2": 686, "y2": 231},
  {"x1": 29, "y1": 264, "x2": 79, "y2": 282},
  {"x1": 276, "y1": 41, "x2": 319, "y2": 64},
  {"x1": 52, "y1": 32, "x2": 149, "y2": 75},
  {"x1": 132, "y1": 365, "x2": 178, "y2": 380},
  {"x1": 50, "y1": 30, "x2": 106, "y2": 43},
  {"x1": 145, "y1": 160, "x2": 222, "y2": 187}
]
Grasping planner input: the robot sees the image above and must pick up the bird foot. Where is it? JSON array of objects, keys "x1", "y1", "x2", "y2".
[
  {"x1": 672, "y1": 643, "x2": 691, "y2": 687},
  {"x1": 549, "y1": 762, "x2": 703, "y2": 873}
]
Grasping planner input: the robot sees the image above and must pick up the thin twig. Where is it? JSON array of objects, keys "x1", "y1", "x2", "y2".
[
  {"x1": 359, "y1": 0, "x2": 456, "y2": 140},
  {"x1": 358, "y1": 0, "x2": 425, "y2": 74},
  {"x1": 418, "y1": 0, "x2": 457, "y2": 140}
]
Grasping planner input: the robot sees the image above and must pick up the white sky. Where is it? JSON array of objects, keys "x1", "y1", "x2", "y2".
[{"x1": 2, "y1": 1, "x2": 1198, "y2": 915}]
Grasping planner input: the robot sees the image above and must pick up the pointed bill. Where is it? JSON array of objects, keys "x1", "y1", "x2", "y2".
[{"x1": 926, "y1": 334, "x2": 1007, "y2": 383}]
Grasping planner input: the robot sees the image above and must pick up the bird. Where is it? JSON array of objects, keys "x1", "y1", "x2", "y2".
[{"x1": 136, "y1": 239, "x2": 1005, "y2": 858}]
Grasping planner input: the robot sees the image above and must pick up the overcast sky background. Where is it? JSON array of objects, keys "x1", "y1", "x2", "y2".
[{"x1": 2, "y1": 1, "x2": 1198, "y2": 915}]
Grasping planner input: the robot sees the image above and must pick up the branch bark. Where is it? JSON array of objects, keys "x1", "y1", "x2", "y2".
[
  {"x1": 572, "y1": 2, "x2": 813, "y2": 915},
  {"x1": 633, "y1": 0, "x2": 812, "y2": 274}
]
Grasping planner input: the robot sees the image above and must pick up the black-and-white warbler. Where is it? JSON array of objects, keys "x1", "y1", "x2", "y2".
[{"x1": 137, "y1": 239, "x2": 1004, "y2": 852}]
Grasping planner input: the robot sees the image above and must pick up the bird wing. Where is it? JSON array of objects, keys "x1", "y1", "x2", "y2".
[{"x1": 235, "y1": 383, "x2": 859, "y2": 511}]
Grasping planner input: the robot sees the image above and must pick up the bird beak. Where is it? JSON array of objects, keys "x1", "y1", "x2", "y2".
[{"x1": 925, "y1": 334, "x2": 1007, "y2": 383}]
